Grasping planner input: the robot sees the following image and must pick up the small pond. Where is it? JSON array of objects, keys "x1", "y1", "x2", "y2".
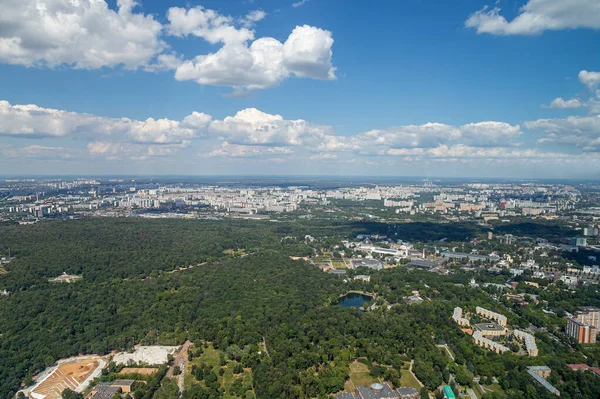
[{"x1": 338, "y1": 293, "x2": 373, "y2": 309}]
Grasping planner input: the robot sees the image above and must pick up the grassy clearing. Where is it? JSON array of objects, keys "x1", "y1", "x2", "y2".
[
  {"x1": 223, "y1": 249, "x2": 246, "y2": 256},
  {"x1": 399, "y1": 366, "x2": 422, "y2": 390},
  {"x1": 331, "y1": 260, "x2": 347, "y2": 269},
  {"x1": 0, "y1": 267, "x2": 7, "y2": 275},
  {"x1": 185, "y1": 343, "x2": 254, "y2": 399},
  {"x1": 481, "y1": 383, "x2": 504, "y2": 396},
  {"x1": 348, "y1": 361, "x2": 377, "y2": 389}
]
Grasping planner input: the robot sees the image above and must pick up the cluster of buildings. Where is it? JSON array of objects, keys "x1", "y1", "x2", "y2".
[
  {"x1": 452, "y1": 306, "x2": 538, "y2": 356},
  {"x1": 380, "y1": 183, "x2": 579, "y2": 218},
  {"x1": 0, "y1": 178, "x2": 585, "y2": 224},
  {"x1": 566, "y1": 307, "x2": 600, "y2": 344}
]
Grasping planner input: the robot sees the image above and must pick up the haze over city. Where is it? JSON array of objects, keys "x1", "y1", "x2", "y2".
[{"x1": 1, "y1": 0, "x2": 599, "y2": 178}]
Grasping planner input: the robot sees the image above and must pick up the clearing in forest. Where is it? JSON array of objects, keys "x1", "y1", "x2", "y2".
[
  {"x1": 346, "y1": 361, "x2": 377, "y2": 392},
  {"x1": 185, "y1": 343, "x2": 255, "y2": 399}
]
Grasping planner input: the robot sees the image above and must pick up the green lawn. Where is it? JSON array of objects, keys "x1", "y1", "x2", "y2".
[
  {"x1": 481, "y1": 383, "x2": 504, "y2": 396},
  {"x1": 350, "y1": 372, "x2": 377, "y2": 387},
  {"x1": 399, "y1": 368, "x2": 422, "y2": 390}
]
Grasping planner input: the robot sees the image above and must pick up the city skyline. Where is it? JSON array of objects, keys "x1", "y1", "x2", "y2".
[{"x1": 1, "y1": 0, "x2": 600, "y2": 177}]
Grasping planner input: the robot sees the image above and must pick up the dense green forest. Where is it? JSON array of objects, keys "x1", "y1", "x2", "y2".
[{"x1": 0, "y1": 218, "x2": 599, "y2": 398}]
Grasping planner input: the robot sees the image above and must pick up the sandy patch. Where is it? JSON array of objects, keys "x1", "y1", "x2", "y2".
[{"x1": 113, "y1": 346, "x2": 179, "y2": 365}]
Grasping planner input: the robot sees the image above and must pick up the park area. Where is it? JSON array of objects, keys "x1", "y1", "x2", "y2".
[
  {"x1": 344, "y1": 361, "x2": 378, "y2": 392},
  {"x1": 25, "y1": 356, "x2": 105, "y2": 399},
  {"x1": 185, "y1": 343, "x2": 255, "y2": 399}
]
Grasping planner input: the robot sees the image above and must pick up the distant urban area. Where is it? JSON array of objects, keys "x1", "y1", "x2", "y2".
[{"x1": 1, "y1": 177, "x2": 600, "y2": 399}]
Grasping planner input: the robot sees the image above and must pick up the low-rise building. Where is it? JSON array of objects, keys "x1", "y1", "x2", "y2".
[
  {"x1": 472, "y1": 331, "x2": 510, "y2": 353},
  {"x1": 452, "y1": 307, "x2": 469, "y2": 326},
  {"x1": 91, "y1": 385, "x2": 122, "y2": 399},
  {"x1": 476, "y1": 306, "x2": 508, "y2": 326},
  {"x1": 475, "y1": 323, "x2": 507, "y2": 337},
  {"x1": 513, "y1": 330, "x2": 538, "y2": 356},
  {"x1": 527, "y1": 366, "x2": 559, "y2": 396}
]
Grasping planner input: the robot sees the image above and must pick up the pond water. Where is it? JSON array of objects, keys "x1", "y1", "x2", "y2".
[{"x1": 338, "y1": 293, "x2": 373, "y2": 309}]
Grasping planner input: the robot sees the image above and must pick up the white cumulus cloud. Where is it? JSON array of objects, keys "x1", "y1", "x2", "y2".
[
  {"x1": 0, "y1": 100, "x2": 211, "y2": 144},
  {"x1": 0, "y1": 0, "x2": 166, "y2": 69},
  {"x1": 209, "y1": 108, "x2": 331, "y2": 146},
  {"x1": 579, "y1": 70, "x2": 600, "y2": 90},
  {"x1": 544, "y1": 97, "x2": 583, "y2": 109},
  {"x1": 526, "y1": 115, "x2": 600, "y2": 150},
  {"x1": 465, "y1": 0, "x2": 600, "y2": 35},
  {"x1": 174, "y1": 22, "x2": 336, "y2": 90}
]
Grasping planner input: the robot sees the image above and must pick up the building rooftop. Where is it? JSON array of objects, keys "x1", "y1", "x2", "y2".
[
  {"x1": 443, "y1": 385, "x2": 456, "y2": 399},
  {"x1": 92, "y1": 386, "x2": 122, "y2": 399},
  {"x1": 335, "y1": 393, "x2": 357, "y2": 399},
  {"x1": 527, "y1": 367, "x2": 559, "y2": 395},
  {"x1": 112, "y1": 379, "x2": 135, "y2": 386},
  {"x1": 396, "y1": 387, "x2": 419, "y2": 396},
  {"x1": 408, "y1": 260, "x2": 439, "y2": 270},
  {"x1": 356, "y1": 383, "x2": 399, "y2": 399}
]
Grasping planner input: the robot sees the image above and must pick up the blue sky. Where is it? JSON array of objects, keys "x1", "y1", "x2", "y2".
[{"x1": 0, "y1": 0, "x2": 599, "y2": 177}]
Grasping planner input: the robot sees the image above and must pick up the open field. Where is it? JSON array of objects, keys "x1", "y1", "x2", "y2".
[
  {"x1": 0, "y1": 266, "x2": 8, "y2": 274},
  {"x1": 400, "y1": 364, "x2": 423, "y2": 390},
  {"x1": 346, "y1": 361, "x2": 377, "y2": 391},
  {"x1": 119, "y1": 367, "x2": 158, "y2": 375},
  {"x1": 113, "y1": 345, "x2": 178, "y2": 365},
  {"x1": 25, "y1": 356, "x2": 105, "y2": 399}
]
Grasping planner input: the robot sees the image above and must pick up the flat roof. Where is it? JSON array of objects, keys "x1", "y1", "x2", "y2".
[
  {"x1": 112, "y1": 379, "x2": 135, "y2": 386},
  {"x1": 409, "y1": 260, "x2": 439, "y2": 269},
  {"x1": 335, "y1": 393, "x2": 357, "y2": 399},
  {"x1": 397, "y1": 387, "x2": 418, "y2": 395},
  {"x1": 92, "y1": 386, "x2": 122, "y2": 399}
]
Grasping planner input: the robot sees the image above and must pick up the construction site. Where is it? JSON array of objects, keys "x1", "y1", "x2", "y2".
[{"x1": 22, "y1": 355, "x2": 106, "y2": 399}]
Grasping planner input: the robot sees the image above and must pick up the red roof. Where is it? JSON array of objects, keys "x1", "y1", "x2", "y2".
[{"x1": 567, "y1": 364, "x2": 600, "y2": 376}]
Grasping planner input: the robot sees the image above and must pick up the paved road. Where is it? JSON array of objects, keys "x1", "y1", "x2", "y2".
[{"x1": 166, "y1": 340, "x2": 192, "y2": 393}]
